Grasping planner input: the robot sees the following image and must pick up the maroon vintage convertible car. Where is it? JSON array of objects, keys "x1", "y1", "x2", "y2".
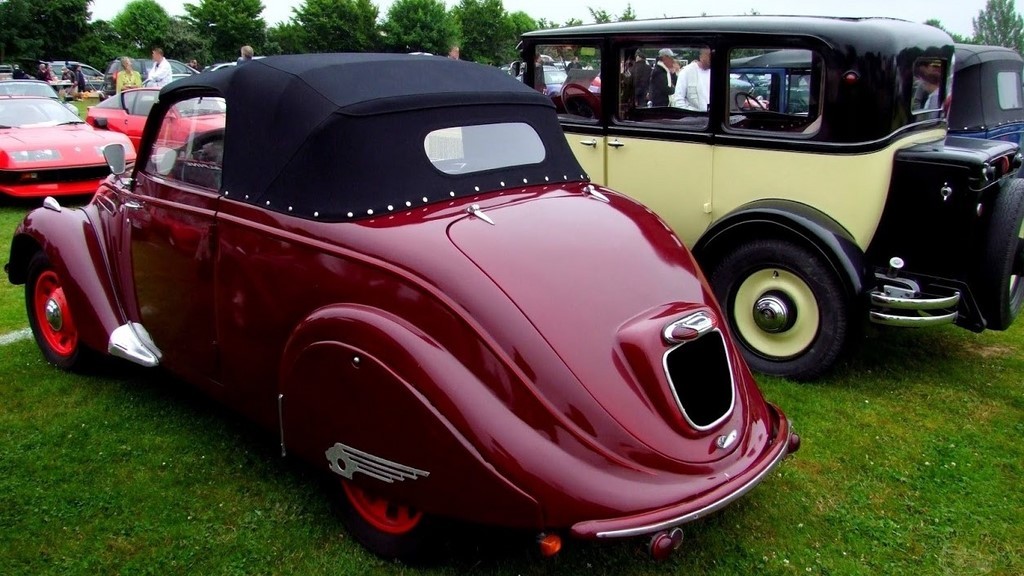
[{"x1": 5, "y1": 54, "x2": 799, "y2": 561}]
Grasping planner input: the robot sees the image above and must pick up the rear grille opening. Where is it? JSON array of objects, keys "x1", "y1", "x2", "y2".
[{"x1": 663, "y1": 330, "x2": 735, "y2": 430}]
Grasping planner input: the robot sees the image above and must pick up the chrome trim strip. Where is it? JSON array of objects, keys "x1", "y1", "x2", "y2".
[
  {"x1": 869, "y1": 291, "x2": 960, "y2": 310},
  {"x1": 277, "y1": 394, "x2": 286, "y2": 457},
  {"x1": 661, "y1": 329, "x2": 736, "y2": 432},
  {"x1": 325, "y1": 442, "x2": 430, "y2": 483},
  {"x1": 595, "y1": 435, "x2": 790, "y2": 538},
  {"x1": 868, "y1": 310, "x2": 958, "y2": 327}
]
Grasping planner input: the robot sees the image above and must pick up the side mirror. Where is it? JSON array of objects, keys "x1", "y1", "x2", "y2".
[
  {"x1": 103, "y1": 143, "x2": 127, "y2": 176},
  {"x1": 511, "y1": 61, "x2": 522, "y2": 78},
  {"x1": 153, "y1": 147, "x2": 176, "y2": 176},
  {"x1": 94, "y1": 117, "x2": 108, "y2": 129}
]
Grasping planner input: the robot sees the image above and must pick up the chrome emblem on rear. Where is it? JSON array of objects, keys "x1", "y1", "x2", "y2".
[
  {"x1": 325, "y1": 442, "x2": 430, "y2": 483},
  {"x1": 663, "y1": 311, "x2": 715, "y2": 344}
]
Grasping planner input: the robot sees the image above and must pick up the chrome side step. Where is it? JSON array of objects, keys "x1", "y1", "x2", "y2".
[
  {"x1": 870, "y1": 291, "x2": 960, "y2": 310},
  {"x1": 869, "y1": 310, "x2": 958, "y2": 327},
  {"x1": 108, "y1": 322, "x2": 162, "y2": 367}
]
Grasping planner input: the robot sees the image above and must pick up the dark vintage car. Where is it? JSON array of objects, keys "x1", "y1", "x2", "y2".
[
  {"x1": 949, "y1": 43, "x2": 1024, "y2": 175},
  {"x1": 5, "y1": 54, "x2": 799, "y2": 562},
  {"x1": 519, "y1": 17, "x2": 1024, "y2": 380}
]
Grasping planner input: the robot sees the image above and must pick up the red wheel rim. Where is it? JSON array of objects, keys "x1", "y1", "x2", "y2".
[
  {"x1": 342, "y1": 482, "x2": 422, "y2": 535},
  {"x1": 33, "y1": 270, "x2": 78, "y2": 357}
]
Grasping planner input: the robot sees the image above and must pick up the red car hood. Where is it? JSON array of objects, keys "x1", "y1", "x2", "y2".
[
  {"x1": 446, "y1": 189, "x2": 760, "y2": 466},
  {"x1": 0, "y1": 125, "x2": 135, "y2": 168}
]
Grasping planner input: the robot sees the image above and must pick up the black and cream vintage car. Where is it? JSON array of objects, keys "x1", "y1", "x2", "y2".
[{"x1": 518, "y1": 16, "x2": 1024, "y2": 380}]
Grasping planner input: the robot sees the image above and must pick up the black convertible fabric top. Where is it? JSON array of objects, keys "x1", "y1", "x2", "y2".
[
  {"x1": 157, "y1": 53, "x2": 586, "y2": 220},
  {"x1": 950, "y1": 44, "x2": 1024, "y2": 131}
]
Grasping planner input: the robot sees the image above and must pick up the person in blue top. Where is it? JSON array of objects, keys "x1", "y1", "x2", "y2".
[{"x1": 237, "y1": 45, "x2": 254, "y2": 65}]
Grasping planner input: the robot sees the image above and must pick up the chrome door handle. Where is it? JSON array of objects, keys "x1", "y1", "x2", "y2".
[
  {"x1": 124, "y1": 200, "x2": 144, "y2": 210},
  {"x1": 579, "y1": 139, "x2": 598, "y2": 147},
  {"x1": 608, "y1": 140, "x2": 625, "y2": 148}
]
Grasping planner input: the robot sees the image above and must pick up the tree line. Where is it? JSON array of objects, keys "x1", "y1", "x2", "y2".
[
  {"x1": 2, "y1": 0, "x2": 1022, "y2": 71},
  {"x1": 0, "y1": 0, "x2": 637, "y2": 70}
]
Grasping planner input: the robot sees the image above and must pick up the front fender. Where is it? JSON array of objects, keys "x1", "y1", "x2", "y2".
[
  {"x1": 278, "y1": 303, "x2": 543, "y2": 529},
  {"x1": 693, "y1": 199, "x2": 868, "y2": 299},
  {"x1": 7, "y1": 203, "x2": 124, "y2": 354}
]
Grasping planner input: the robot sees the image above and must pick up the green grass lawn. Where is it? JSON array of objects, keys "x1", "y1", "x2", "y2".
[{"x1": 1, "y1": 202, "x2": 1022, "y2": 575}]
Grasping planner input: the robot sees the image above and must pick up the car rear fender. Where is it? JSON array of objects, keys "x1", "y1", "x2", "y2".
[
  {"x1": 277, "y1": 303, "x2": 543, "y2": 529},
  {"x1": 693, "y1": 199, "x2": 867, "y2": 300},
  {"x1": 6, "y1": 204, "x2": 125, "y2": 354}
]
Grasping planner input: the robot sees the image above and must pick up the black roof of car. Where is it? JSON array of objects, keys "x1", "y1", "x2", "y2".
[
  {"x1": 523, "y1": 15, "x2": 952, "y2": 64},
  {"x1": 149, "y1": 53, "x2": 585, "y2": 220}
]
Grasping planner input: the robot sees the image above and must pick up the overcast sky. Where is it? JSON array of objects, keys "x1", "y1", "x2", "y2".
[{"x1": 89, "y1": 0, "x2": 993, "y2": 38}]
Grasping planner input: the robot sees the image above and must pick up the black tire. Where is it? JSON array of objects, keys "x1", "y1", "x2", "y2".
[
  {"x1": 330, "y1": 479, "x2": 440, "y2": 563},
  {"x1": 25, "y1": 251, "x2": 91, "y2": 371},
  {"x1": 708, "y1": 239, "x2": 850, "y2": 381},
  {"x1": 976, "y1": 178, "x2": 1024, "y2": 330}
]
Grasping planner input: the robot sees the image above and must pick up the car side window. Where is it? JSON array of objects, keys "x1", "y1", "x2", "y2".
[
  {"x1": 130, "y1": 93, "x2": 158, "y2": 117},
  {"x1": 169, "y1": 61, "x2": 189, "y2": 75},
  {"x1": 144, "y1": 96, "x2": 227, "y2": 191},
  {"x1": 725, "y1": 47, "x2": 822, "y2": 136},
  {"x1": 532, "y1": 44, "x2": 602, "y2": 124},
  {"x1": 616, "y1": 44, "x2": 712, "y2": 131},
  {"x1": 910, "y1": 57, "x2": 948, "y2": 116},
  {"x1": 122, "y1": 91, "x2": 139, "y2": 113},
  {"x1": 996, "y1": 70, "x2": 1022, "y2": 110}
]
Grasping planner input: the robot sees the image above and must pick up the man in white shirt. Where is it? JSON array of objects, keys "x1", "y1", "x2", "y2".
[
  {"x1": 673, "y1": 47, "x2": 711, "y2": 111},
  {"x1": 149, "y1": 47, "x2": 173, "y2": 88}
]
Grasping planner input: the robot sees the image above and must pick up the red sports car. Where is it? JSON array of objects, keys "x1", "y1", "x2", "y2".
[
  {"x1": 6, "y1": 54, "x2": 799, "y2": 563},
  {"x1": 0, "y1": 96, "x2": 135, "y2": 198},
  {"x1": 87, "y1": 88, "x2": 223, "y2": 152}
]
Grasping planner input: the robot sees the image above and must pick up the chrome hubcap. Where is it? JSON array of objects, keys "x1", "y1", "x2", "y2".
[
  {"x1": 45, "y1": 297, "x2": 63, "y2": 331},
  {"x1": 753, "y1": 293, "x2": 792, "y2": 333}
]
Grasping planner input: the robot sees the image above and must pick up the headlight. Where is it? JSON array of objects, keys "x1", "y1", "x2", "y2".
[{"x1": 10, "y1": 149, "x2": 62, "y2": 162}]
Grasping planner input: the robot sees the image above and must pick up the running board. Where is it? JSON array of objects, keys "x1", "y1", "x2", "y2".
[
  {"x1": 108, "y1": 322, "x2": 162, "y2": 367},
  {"x1": 869, "y1": 310, "x2": 958, "y2": 327}
]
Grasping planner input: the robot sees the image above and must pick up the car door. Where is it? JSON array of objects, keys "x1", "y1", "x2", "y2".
[
  {"x1": 602, "y1": 41, "x2": 715, "y2": 248},
  {"x1": 125, "y1": 90, "x2": 157, "y2": 150},
  {"x1": 115, "y1": 95, "x2": 226, "y2": 386}
]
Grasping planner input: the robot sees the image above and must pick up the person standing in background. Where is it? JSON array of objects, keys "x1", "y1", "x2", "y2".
[
  {"x1": 237, "y1": 45, "x2": 254, "y2": 65},
  {"x1": 116, "y1": 57, "x2": 142, "y2": 93},
  {"x1": 149, "y1": 47, "x2": 173, "y2": 88}
]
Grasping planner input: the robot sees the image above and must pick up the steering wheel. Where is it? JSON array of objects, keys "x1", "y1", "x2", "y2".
[
  {"x1": 188, "y1": 129, "x2": 225, "y2": 163},
  {"x1": 734, "y1": 91, "x2": 767, "y2": 110}
]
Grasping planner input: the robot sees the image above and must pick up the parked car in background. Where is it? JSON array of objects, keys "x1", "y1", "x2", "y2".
[
  {"x1": 0, "y1": 96, "x2": 135, "y2": 197},
  {"x1": 200, "y1": 56, "x2": 266, "y2": 74},
  {"x1": 142, "y1": 74, "x2": 192, "y2": 88},
  {"x1": 949, "y1": 43, "x2": 1024, "y2": 175},
  {"x1": 85, "y1": 87, "x2": 160, "y2": 150},
  {"x1": 0, "y1": 79, "x2": 80, "y2": 114},
  {"x1": 101, "y1": 57, "x2": 198, "y2": 97},
  {"x1": 520, "y1": 16, "x2": 1024, "y2": 380},
  {"x1": 5, "y1": 53, "x2": 798, "y2": 562},
  {"x1": 46, "y1": 60, "x2": 105, "y2": 93},
  {"x1": 0, "y1": 64, "x2": 13, "y2": 80}
]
